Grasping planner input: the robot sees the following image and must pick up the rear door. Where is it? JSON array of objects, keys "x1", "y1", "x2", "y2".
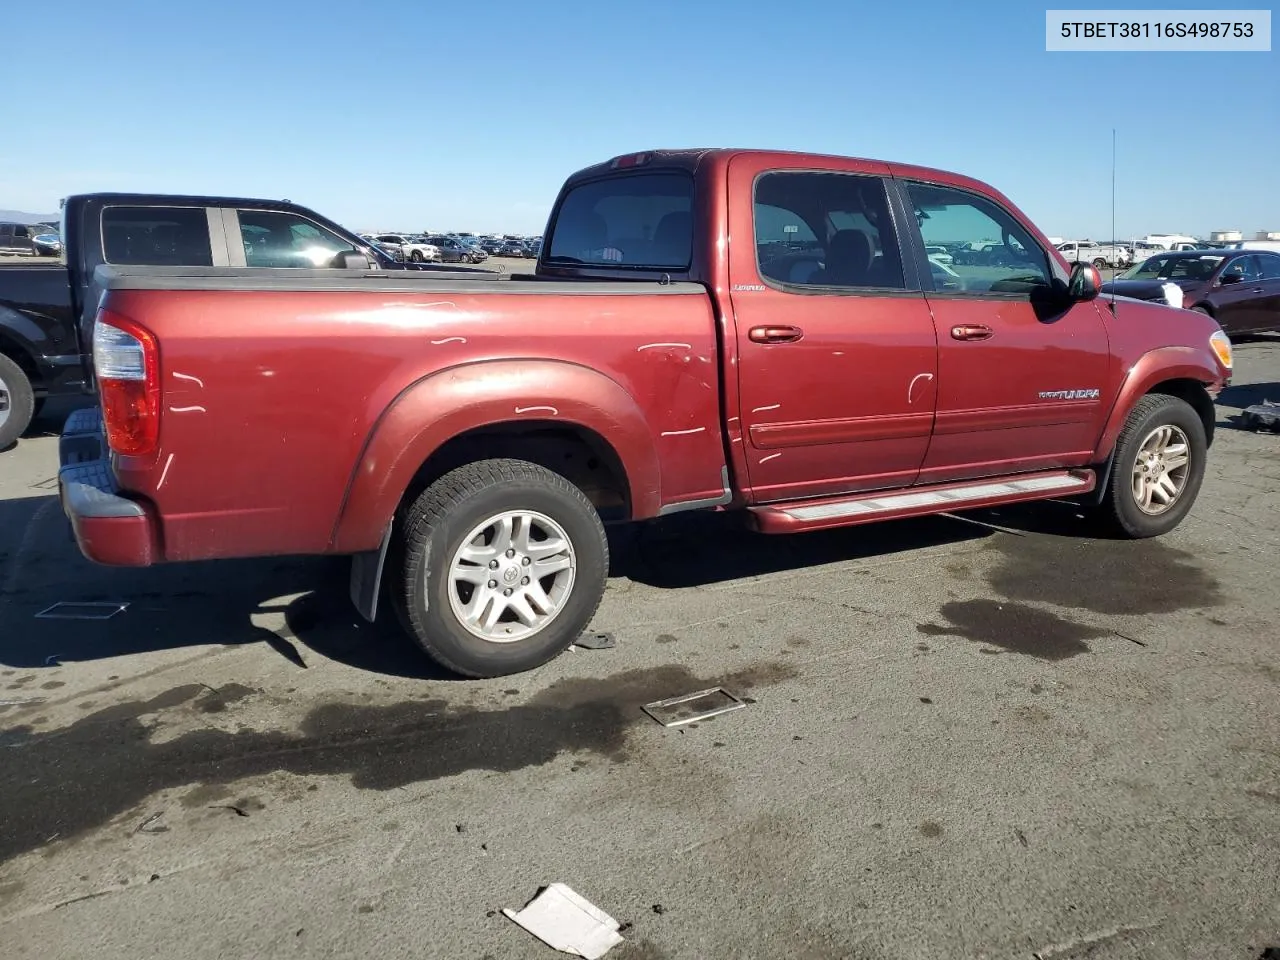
[
  {"x1": 897, "y1": 178, "x2": 1111, "y2": 483},
  {"x1": 727, "y1": 154, "x2": 939, "y2": 503},
  {"x1": 1211, "y1": 255, "x2": 1265, "y2": 333}
]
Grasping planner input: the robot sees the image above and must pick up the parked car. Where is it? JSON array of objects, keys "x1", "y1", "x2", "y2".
[
  {"x1": 497, "y1": 239, "x2": 531, "y2": 258},
  {"x1": 480, "y1": 238, "x2": 507, "y2": 255},
  {"x1": 0, "y1": 222, "x2": 44, "y2": 255},
  {"x1": 1101, "y1": 249, "x2": 1280, "y2": 333},
  {"x1": 32, "y1": 232, "x2": 63, "y2": 257},
  {"x1": 54, "y1": 149, "x2": 1230, "y2": 678},
  {"x1": 453, "y1": 237, "x2": 488, "y2": 261},
  {"x1": 426, "y1": 235, "x2": 484, "y2": 263},
  {"x1": 1056, "y1": 240, "x2": 1132, "y2": 269},
  {"x1": 400, "y1": 237, "x2": 442, "y2": 263},
  {"x1": 371, "y1": 234, "x2": 411, "y2": 261},
  {"x1": 0, "y1": 194, "x2": 485, "y2": 448}
]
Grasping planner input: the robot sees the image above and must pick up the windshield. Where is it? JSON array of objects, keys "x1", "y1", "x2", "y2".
[
  {"x1": 1121, "y1": 254, "x2": 1223, "y2": 281},
  {"x1": 546, "y1": 171, "x2": 693, "y2": 269}
]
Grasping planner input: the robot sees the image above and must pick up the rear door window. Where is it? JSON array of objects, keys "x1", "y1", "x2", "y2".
[
  {"x1": 546, "y1": 171, "x2": 693, "y2": 269},
  {"x1": 102, "y1": 206, "x2": 214, "y2": 266}
]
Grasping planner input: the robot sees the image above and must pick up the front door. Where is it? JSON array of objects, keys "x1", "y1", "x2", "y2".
[
  {"x1": 727, "y1": 155, "x2": 939, "y2": 503},
  {"x1": 896, "y1": 178, "x2": 1112, "y2": 483}
]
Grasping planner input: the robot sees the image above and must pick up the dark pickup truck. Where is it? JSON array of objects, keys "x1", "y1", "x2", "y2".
[
  {"x1": 57, "y1": 149, "x2": 1233, "y2": 678},
  {"x1": 0, "y1": 193, "x2": 481, "y2": 447}
]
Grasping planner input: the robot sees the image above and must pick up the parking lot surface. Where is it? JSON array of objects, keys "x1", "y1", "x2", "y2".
[{"x1": 1, "y1": 340, "x2": 1278, "y2": 960}]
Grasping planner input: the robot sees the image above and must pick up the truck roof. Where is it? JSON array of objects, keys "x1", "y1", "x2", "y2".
[{"x1": 562, "y1": 148, "x2": 999, "y2": 197}]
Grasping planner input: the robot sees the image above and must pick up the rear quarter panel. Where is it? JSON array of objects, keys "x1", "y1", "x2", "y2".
[{"x1": 105, "y1": 286, "x2": 723, "y2": 560}]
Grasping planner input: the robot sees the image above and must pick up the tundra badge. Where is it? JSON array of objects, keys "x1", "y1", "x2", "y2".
[{"x1": 1038, "y1": 388, "x2": 1101, "y2": 400}]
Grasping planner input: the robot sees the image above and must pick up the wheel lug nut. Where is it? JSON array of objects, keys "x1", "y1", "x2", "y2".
[
  {"x1": 489, "y1": 559, "x2": 499, "y2": 569},
  {"x1": 503, "y1": 588, "x2": 513, "y2": 596},
  {"x1": 521, "y1": 556, "x2": 531, "y2": 565},
  {"x1": 521, "y1": 577, "x2": 529, "y2": 585},
  {"x1": 506, "y1": 549, "x2": 515, "y2": 558},
  {"x1": 488, "y1": 580, "x2": 497, "y2": 588}
]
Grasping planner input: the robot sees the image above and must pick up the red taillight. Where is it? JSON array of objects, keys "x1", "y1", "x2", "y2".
[{"x1": 93, "y1": 310, "x2": 159, "y2": 457}]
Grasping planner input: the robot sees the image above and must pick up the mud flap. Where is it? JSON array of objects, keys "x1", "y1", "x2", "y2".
[{"x1": 349, "y1": 523, "x2": 393, "y2": 623}]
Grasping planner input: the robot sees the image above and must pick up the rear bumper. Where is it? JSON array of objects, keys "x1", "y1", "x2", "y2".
[{"x1": 58, "y1": 408, "x2": 158, "y2": 566}]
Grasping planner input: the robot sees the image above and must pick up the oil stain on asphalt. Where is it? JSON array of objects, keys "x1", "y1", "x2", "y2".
[
  {"x1": 986, "y1": 530, "x2": 1223, "y2": 615},
  {"x1": 0, "y1": 662, "x2": 795, "y2": 865},
  {"x1": 918, "y1": 599, "x2": 1108, "y2": 660}
]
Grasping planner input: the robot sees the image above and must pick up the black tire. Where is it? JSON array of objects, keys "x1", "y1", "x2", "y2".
[
  {"x1": 410, "y1": 250, "x2": 424, "y2": 263},
  {"x1": 1097, "y1": 394, "x2": 1206, "y2": 538},
  {"x1": 1092, "y1": 257, "x2": 1107, "y2": 269},
  {"x1": 1192, "y1": 305, "x2": 1212, "y2": 316},
  {"x1": 392, "y1": 458, "x2": 608, "y2": 678},
  {"x1": 0, "y1": 353, "x2": 36, "y2": 449}
]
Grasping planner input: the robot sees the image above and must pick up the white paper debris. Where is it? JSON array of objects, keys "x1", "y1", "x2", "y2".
[{"x1": 502, "y1": 883, "x2": 624, "y2": 959}]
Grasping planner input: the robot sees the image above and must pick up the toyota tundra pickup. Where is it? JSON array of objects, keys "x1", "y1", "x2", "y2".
[{"x1": 57, "y1": 149, "x2": 1234, "y2": 677}]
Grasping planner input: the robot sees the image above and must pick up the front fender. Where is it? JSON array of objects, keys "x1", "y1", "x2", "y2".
[
  {"x1": 331, "y1": 358, "x2": 662, "y2": 553},
  {"x1": 1091, "y1": 344, "x2": 1224, "y2": 461}
]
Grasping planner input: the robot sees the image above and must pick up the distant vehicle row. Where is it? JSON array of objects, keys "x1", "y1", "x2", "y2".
[{"x1": 0, "y1": 221, "x2": 63, "y2": 256}]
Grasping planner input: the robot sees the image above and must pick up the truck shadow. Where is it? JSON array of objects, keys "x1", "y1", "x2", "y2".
[{"x1": 0, "y1": 492, "x2": 1096, "y2": 681}]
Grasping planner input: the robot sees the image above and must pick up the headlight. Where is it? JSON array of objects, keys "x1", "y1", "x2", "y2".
[
  {"x1": 1209, "y1": 330, "x2": 1232, "y2": 371},
  {"x1": 1161, "y1": 282, "x2": 1182, "y2": 307}
]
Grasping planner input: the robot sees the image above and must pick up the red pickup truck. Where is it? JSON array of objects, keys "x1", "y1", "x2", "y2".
[{"x1": 59, "y1": 149, "x2": 1233, "y2": 677}]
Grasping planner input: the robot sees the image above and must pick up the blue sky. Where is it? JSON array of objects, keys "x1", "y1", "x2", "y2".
[{"x1": 4, "y1": 0, "x2": 1276, "y2": 238}]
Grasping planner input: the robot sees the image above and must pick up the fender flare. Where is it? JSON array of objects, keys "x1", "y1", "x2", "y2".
[
  {"x1": 1091, "y1": 344, "x2": 1221, "y2": 463},
  {"x1": 331, "y1": 358, "x2": 662, "y2": 553}
]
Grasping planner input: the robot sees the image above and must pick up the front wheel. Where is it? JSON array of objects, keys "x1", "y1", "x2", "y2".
[
  {"x1": 1097, "y1": 394, "x2": 1206, "y2": 538},
  {"x1": 392, "y1": 459, "x2": 608, "y2": 677},
  {"x1": 410, "y1": 250, "x2": 424, "y2": 263}
]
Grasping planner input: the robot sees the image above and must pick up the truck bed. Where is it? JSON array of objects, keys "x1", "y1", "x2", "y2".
[{"x1": 87, "y1": 265, "x2": 727, "y2": 562}]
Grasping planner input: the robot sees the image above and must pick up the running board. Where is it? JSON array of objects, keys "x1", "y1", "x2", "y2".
[{"x1": 747, "y1": 470, "x2": 1095, "y2": 534}]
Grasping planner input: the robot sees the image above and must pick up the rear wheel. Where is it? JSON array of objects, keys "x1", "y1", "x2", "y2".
[
  {"x1": 1092, "y1": 257, "x2": 1107, "y2": 269},
  {"x1": 392, "y1": 459, "x2": 608, "y2": 677},
  {"x1": 0, "y1": 353, "x2": 36, "y2": 449},
  {"x1": 1098, "y1": 394, "x2": 1206, "y2": 538}
]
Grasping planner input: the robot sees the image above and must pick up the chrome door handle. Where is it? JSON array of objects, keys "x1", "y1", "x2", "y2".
[
  {"x1": 951, "y1": 324, "x2": 993, "y2": 341},
  {"x1": 748, "y1": 325, "x2": 804, "y2": 344}
]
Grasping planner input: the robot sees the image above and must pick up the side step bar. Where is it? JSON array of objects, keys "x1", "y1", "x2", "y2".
[{"x1": 747, "y1": 469, "x2": 1095, "y2": 534}]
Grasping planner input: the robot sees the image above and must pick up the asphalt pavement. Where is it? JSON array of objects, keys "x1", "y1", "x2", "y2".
[{"x1": 1, "y1": 340, "x2": 1278, "y2": 960}]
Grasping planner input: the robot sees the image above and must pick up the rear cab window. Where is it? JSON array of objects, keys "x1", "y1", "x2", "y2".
[{"x1": 545, "y1": 171, "x2": 693, "y2": 271}]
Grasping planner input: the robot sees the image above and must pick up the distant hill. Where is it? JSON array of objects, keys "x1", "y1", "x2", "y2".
[{"x1": 0, "y1": 209, "x2": 59, "y2": 225}]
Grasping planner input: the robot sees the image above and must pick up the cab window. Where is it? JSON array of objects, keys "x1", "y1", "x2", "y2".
[
  {"x1": 905, "y1": 182, "x2": 1052, "y2": 295},
  {"x1": 239, "y1": 210, "x2": 355, "y2": 268},
  {"x1": 754, "y1": 172, "x2": 907, "y2": 291}
]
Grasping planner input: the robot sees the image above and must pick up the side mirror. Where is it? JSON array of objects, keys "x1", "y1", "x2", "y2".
[
  {"x1": 1067, "y1": 261, "x2": 1101, "y2": 301},
  {"x1": 1218, "y1": 272, "x2": 1243, "y2": 285},
  {"x1": 336, "y1": 251, "x2": 373, "y2": 270}
]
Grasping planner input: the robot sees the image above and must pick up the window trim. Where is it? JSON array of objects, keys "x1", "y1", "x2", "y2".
[
  {"x1": 893, "y1": 177, "x2": 1064, "y2": 301},
  {"x1": 99, "y1": 203, "x2": 219, "y2": 268},
  {"x1": 750, "y1": 169, "x2": 922, "y2": 297}
]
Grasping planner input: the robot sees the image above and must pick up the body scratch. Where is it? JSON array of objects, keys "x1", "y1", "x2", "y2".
[
  {"x1": 157, "y1": 453, "x2": 175, "y2": 490},
  {"x1": 752, "y1": 403, "x2": 780, "y2": 413},
  {"x1": 758, "y1": 452, "x2": 782, "y2": 464},
  {"x1": 908, "y1": 372, "x2": 935, "y2": 403},
  {"x1": 169, "y1": 406, "x2": 206, "y2": 414},
  {"x1": 430, "y1": 336, "x2": 467, "y2": 345},
  {"x1": 171, "y1": 372, "x2": 204, "y2": 387},
  {"x1": 661, "y1": 427, "x2": 706, "y2": 437},
  {"x1": 637, "y1": 342, "x2": 692, "y2": 351},
  {"x1": 514, "y1": 405, "x2": 558, "y2": 415}
]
